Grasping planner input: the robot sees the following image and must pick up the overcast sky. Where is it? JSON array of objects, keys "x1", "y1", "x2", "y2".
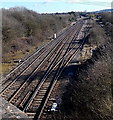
[{"x1": 0, "y1": 0, "x2": 113, "y2": 13}]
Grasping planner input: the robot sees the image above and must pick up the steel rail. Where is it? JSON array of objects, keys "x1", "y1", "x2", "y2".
[
  {"x1": 22, "y1": 23, "x2": 82, "y2": 112},
  {"x1": 1, "y1": 24, "x2": 76, "y2": 94},
  {"x1": 23, "y1": 21, "x2": 84, "y2": 114}
]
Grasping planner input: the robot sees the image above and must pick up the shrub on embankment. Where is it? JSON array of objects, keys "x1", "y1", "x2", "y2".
[{"x1": 60, "y1": 20, "x2": 113, "y2": 120}]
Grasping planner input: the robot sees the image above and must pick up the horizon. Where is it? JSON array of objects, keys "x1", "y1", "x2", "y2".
[
  {"x1": 1, "y1": 6, "x2": 113, "y2": 14},
  {"x1": 0, "y1": 0, "x2": 113, "y2": 13}
]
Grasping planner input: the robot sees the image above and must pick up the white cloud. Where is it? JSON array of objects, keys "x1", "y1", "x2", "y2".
[
  {"x1": 44, "y1": 0, "x2": 82, "y2": 2},
  {"x1": 65, "y1": 0, "x2": 84, "y2": 3},
  {"x1": 0, "y1": 0, "x2": 112, "y2": 3},
  {"x1": 44, "y1": 0, "x2": 112, "y2": 3}
]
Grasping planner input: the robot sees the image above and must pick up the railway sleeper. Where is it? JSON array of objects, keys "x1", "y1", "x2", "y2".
[
  {"x1": 33, "y1": 101, "x2": 41, "y2": 104},
  {"x1": 49, "y1": 98, "x2": 56, "y2": 101},
  {"x1": 26, "y1": 112, "x2": 36, "y2": 118},
  {"x1": 41, "y1": 86, "x2": 50, "y2": 88},
  {"x1": 38, "y1": 93, "x2": 46, "y2": 96},
  {"x1": 38, "y1": 91, "x2": 46, "y2": 94},
  {"x1": 32, "y1": 103, "x2": 41, "y2": 107},
  {"x1": 36, "y1": 96, "x2": 44, "y2": 99},
  {"x1": 40, "y1": 88, "x2": 48, "y2": 90},
  {"x1": 33, "y1": 98, "x2": 43, "y2": 101},
  {"x1": 39, "y1": 90, "x2": 47, "y2": 92},
  {"x1": 29, "y1": 106, "x2": 39, "y2": 112},
  {"x1": 37, "y1": 92, "x2": 46, "y2": 95},
  {"x1": 42, "y1": 82, "x2": 50, "y2": 85}
]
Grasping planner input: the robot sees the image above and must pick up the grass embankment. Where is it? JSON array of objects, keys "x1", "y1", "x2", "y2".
[{"x1": 59, "y1": 20, "x2": 113, "y2": 120}]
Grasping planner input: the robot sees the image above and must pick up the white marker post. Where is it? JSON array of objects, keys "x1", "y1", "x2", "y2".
[{"x1": 54, "y1": 33, "x2": 57, "y2": 39}]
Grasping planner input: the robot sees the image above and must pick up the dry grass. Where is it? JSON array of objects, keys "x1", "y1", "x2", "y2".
[
  {"x1": 0, "y1": 63, "x2": 15, "y2": 75},
  {"x1": 2, "y1": 39, "x2": 51, "y2": 75}
]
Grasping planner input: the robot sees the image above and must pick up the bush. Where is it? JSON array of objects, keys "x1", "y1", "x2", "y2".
[
  {"x1": 2, "y1": 7, "x2": 77, "y2": 55},
  {"x1": 60, "y1": 20, "x2": 113, "y2": 120}
]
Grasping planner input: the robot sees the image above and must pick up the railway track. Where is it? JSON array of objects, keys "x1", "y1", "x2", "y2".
[
  {"x1": 1, "y1": 23, "x2": 77, "y2": 92},
  {"x1": 34, "y1": 20, "x2": 90, "y2": 120},
  {"x1": 1, "y1": 23, "x2": 74, "y2": 85},
  {"x1": 35, "y1": 27, "x2": 88, "y2": 120},
  {"x1": 1, "y1": 22, "x2": 80, "y2": 95},
  {"x1": 1, "y1": 19, "x2": 91, "y2": 119}
]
